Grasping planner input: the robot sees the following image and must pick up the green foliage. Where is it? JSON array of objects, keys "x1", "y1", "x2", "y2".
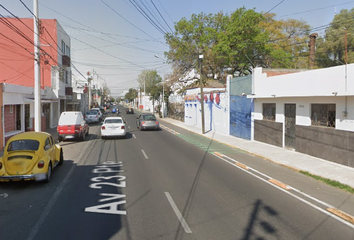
[
  {"x1": 165, "y1": 12, "x2": 229, "y2": 80},
  {"x1": 214, "y1": 8, "x2": 268, "y2": 75},
  {"x1": 137, "y1": 70, "x2": 162, "y2": 94},
  {"x1": 149, "y1": 83, "x2": 162, "y2": 103},
  {"x1": 300, "y1": 171, "x2": 354, "y2": 194},
  {"x1": 316, "y1": 9, "x2": 354, "y2": 67},
  {"x1": 124, "y1": 88, "x2": 138, "y2": 103},
  {"x1": 165, "y1": 8, "x2": 318, "y2": 75},
  {"x1": 260, "y1": 12, "x2": 310, "y2": 69}
]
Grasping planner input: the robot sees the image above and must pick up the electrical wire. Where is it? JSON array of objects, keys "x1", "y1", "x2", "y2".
[
  {"x1": 100, "y1": 0, "x2": 165, "y2": 43},
  {"x1": 279, "y1": 1, "x2": 354, "y2": 18},
  {"x1": 267, "y1": 0, "x2": 286, "y2": 13},
  {"x1": 150, "y1": 0, "x2": 173, "y2": 33}
]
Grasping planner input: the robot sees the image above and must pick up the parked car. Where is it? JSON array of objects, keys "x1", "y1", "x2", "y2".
[
  {"x1": 84, "y1": 110, "x2": 100, "y2": 124},
  {"x1": 57, "y1": 111, "x2": 89, "y2": 141},
  {"x1": 91, "y1": 108, "x2": 103, "y2": 121},
  {"x1": 0, "y1": 132, "x2": 63, "y2": 183},
  {"x1": 126, "y1": 107, "x2": 134, "y2": 114},
  {"x1": 101, "y1": 117, "x2": 126, "y2": 139},
  {"x1": 136, "y1": 113, "x2": 160, "y2": 130}
]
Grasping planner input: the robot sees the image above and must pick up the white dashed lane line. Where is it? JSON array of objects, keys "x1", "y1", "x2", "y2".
[
  {"x1": 165, "y1": 192, "x2": 192, "y2": 233},
  {"x1": 141, "y1": 149, "x2": 149, "y2": 159}
]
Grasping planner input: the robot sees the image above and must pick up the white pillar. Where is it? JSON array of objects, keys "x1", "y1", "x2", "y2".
[{"x1": 34, "y1": 0, "x2": 41, "y2": 131}]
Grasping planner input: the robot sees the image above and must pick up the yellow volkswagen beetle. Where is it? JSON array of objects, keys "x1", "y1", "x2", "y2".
[{"x1": 0, "y1": 132, "x2": 63, "y2": 183}]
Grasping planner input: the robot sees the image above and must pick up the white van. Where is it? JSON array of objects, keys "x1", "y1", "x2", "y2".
[{"x1": 57, "y1": 111, "x2": 89, "y2": 141}]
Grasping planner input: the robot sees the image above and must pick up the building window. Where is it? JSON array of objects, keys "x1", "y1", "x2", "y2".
[
  {"x1": 61, "y1": 40, "x2": 65, "y2": 55},
  {"x1": 263, "y1": 103, "x2": 276, "y2": 121},
  {"x1": 10, "y1": 105, "x2": 13, "y2": 113},
  {"x1": 66, "y1": 45, "x2": 70, "y2": 57},
  {"x1": 311, "y1": 104, "x2": 336, "y2": 128}
]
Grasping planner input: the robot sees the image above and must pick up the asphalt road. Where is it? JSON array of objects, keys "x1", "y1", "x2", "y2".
[{"x1": 1, "y1": 106, "x2": 354, "y2": 240}]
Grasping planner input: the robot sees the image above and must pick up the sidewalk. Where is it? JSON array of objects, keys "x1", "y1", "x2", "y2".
[{"x1": 158, "y1": 117, "x2": 354, "y2": 189}]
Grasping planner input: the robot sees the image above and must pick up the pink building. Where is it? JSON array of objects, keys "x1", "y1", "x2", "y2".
[{"x1": 0, "y1": 18, "x2": 73, "y2": 146}]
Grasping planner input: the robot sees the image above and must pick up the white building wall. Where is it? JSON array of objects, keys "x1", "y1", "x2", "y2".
[
  {"x1": 185, "y1": 87, "x2": 229, "y2": 135},
  {"x1": 253, "y1": 64, "x2": 354, "y2": 97},
  {"x1": 254, "y1": 96, "x2": 354, "y2": 133},
  {"x1": 252, "y1": 64, "x2": 354, "y2": 136}
]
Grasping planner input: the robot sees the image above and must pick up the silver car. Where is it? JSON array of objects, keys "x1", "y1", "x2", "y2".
[
  {"x1": 84, "y1": 111, "x2": 100, "y2": 124},
  {"x1": 136, "y1": 113, "x2": 160, "y2": 131}
]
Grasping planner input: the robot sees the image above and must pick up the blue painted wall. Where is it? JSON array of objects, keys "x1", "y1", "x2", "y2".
[
  {"x1": 229, "y1": 75, "x2": 253, "y2": 140},
  {"x1": 230, "y1": 96, "x2": 253, "y2": 140}
]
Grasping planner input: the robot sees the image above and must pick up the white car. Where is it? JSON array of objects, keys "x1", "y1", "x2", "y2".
[{"x1": 101, "y1": 117, "x2": 126, "y2": 139}]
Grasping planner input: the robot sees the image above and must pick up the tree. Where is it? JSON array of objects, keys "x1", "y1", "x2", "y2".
[
  {"x1": 165, "y1": 12, "x2": 227, "y2": 81},
  {"x1": 149, "y1": 83, "x2": 163, "y2": 115},
  {"x1": 125, "y1": 88, "x2": 138, "y2": 103},
  {"x1": 214, "y1": 8, "x2": 268, "y2": 75},
  {"x1": 316, "y1": 9, "x2": 354, "y2": 67},
  {"x1": 259, "y1": 13, "x2": 311, "y2": 69},
  {"x1": 165, "y1": 8, "x2": 270, "y2": 79},
  {"x1": 137, "y1": 70, "x2": 162, "y2": 95}
]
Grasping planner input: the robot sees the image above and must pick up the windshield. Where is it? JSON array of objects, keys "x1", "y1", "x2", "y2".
[
  {"x1": 7, "y1": 139, "x2": 40, "y2": 151},
  {"x1": 105, "y1": 119, "x2": 123, "y2": 124},
  {"x1": 143, "y1": 115, "x2": 156, "y2": 121},
  {"x1": 86, "y1": 111, "x2": 97, "y2": 115}
]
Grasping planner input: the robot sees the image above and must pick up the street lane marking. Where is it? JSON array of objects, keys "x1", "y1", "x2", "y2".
[
  {"x1": 165, "y1": 192, "x2": 192, "y2": 233},
  {"x1": 268, "y1": 178, "x2": 290, "y2": 190},
  {"x1": 141, "y1": 149, "x2": 148, "y2": 159},
  {"x1": 327, "y1": 208, "x2": 354, "y2": 224},
  {"x1": 235, "y1": 162, "x2": 249, "y2": 170},
  {"x1": 133, "y1": 134, "x2": 136, "y2": 139},
  {"x1": 212, "y1": 153, "x2": 354, "y2": 229},
  {"x1": 0, "y1": 193, "x2": 8, "y2": 198}
]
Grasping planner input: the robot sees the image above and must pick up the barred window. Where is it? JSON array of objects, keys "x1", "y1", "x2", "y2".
[
  {"x1": 311, "y1": 104, "x2": 336, "y2": 128},
  {"x1": 263, "y1": 103, "x2": 276, "y2": 121}
]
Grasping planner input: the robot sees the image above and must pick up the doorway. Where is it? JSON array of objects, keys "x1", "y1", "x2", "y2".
[{"x1": 285, "y1": 104, "x2": 296, "y2": 149}]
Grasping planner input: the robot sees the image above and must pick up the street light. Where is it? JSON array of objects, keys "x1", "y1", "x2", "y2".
[{"x1": 199, "y1": 54, "x2": 205, "y2": 134}]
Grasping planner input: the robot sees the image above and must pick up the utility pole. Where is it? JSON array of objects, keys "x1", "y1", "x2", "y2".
[
  {"x1": 162, "y1": 78, "x2": 164, "y2": 118},
  {"x1": 34, "y1": 0, "x2": 41, "y2": 132},
  {"x1": 199, "y1": 54, "x2": 205, "y2": 134},
  {"x1": 87, "y1": 71, "x2": 92, "y2": 110}
]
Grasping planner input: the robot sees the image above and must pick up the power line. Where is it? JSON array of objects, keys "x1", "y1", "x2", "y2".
[
  {"x1": 156, "y1": 0, "x2": 174, "y2": 26},
  {"x1": 150, "y1": 0, "x2": 173, "y2": 33},
  {"x1": 267, "y1": 0, "x2": 286, "y2": 13},
  {"x1": 19, "y1": 0, "x2": 35, "y2": 17},
  {"x1": 100, "y1": 0, "x2": 164, "y2": 42},
  {"x1": 279, "y1": 1, "x2": 354, "y2": 18}
]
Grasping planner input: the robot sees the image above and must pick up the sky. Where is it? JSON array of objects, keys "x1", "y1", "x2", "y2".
[{"x1": 1, "y1": 0, "x2": 354, "y2": 97}]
